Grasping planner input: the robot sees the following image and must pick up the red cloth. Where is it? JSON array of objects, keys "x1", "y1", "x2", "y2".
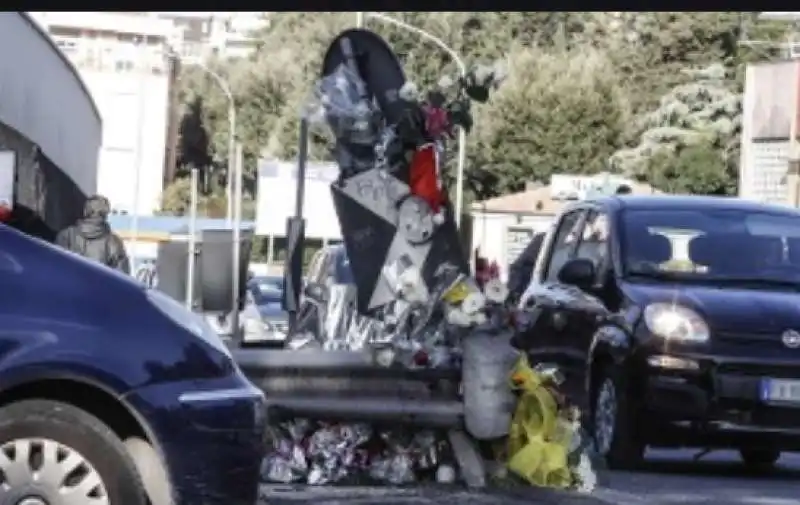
[
  {"x1": 488, "y1": 260, "x2": 500, "y2": 280},
  {"x1": 408, "y1": 144, "x2": 445, "y2": 214},
  {"x1": 423, "y1": 105, "x2": 452, "y2": 139}
]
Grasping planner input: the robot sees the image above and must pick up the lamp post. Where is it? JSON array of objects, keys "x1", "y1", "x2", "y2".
[
  {"x1": 165, "y1": 48, "x2": 237, "y2": 222},
  {"x1": 130, "y1": 35, "x2": 149, "y2": 264},
  {"x1": 356, "y1": 12, "x2": 468, "y2": 228}
]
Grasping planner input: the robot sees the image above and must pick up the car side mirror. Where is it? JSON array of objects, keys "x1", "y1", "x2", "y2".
[
  {"x1": 303, "y1": 283, "x2": 329, "y2": 304},
  {"x1": 557, "y1": 258, "x2": 596, "y2": 290}
]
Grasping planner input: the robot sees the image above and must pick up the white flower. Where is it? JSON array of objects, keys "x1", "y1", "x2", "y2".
[
  {"x1": 399, "y1": 81, "x2": 419, "y2": 101},
  {"x1": 483, "y1": 278, "x2": 509, "y2": 303},
  {"x1": 573, "y1": 453, "x2": 597, "y2": 494},
  {"x1": 398, "y1": 268, "x2": 429, "y2": 304},
  {"x1": 461, "y1": 291, "x2": 486, "y2": 315},
  {"x1": 375, "y1": 347, "x2": 396, "y2": 367},
  {"x1": 436, "y1": 464, "x2": 457, "y2": 483},
  {"x1": 446, "y1": 307, "x2": 474, "y2": 327}
]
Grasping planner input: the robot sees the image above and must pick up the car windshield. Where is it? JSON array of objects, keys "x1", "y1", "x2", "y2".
[
  {"x1": 621, "y1": 208, "x2": 800, "y2": 286},
  {"x1": 249, "y1": 276, "x2": 283, "y2": 306}
]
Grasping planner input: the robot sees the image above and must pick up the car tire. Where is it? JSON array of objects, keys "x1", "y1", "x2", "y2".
[
  {"x1": 591, "y1": 367, "x2": 645, "y2": 470},
  {"x1": 740, "y1": 448, "x2": 781, "y2": 470},
  {"x1": 126, "y1": 437, "x2": 174, "y2": 505},
  {"x1": 0, "y1": 399, "x2": 147, "y2": 505}
]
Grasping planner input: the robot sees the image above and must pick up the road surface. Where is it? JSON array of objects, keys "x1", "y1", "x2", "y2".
[{"x1": 260, "y1": 449, "x2": 800, "y2": 505}]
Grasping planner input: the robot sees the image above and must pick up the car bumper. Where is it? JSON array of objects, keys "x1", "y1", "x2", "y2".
[
  {"x1": 641, "y1": 352, "x2": 800, "y2": 448},
  {"x1": 124, "y1": 370, "x2": 267, "y2": 505}
]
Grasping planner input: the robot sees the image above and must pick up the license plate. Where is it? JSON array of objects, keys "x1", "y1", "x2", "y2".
[{"x1": 760, "y1": 378, "x2": 800, "y2": 404}]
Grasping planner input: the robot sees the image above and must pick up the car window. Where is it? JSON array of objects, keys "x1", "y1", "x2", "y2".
[
  {"x1": 334, "y1": 249, "x2": 354, "y2": 284},
  {"x1": 249, "y1": 277, "x2": 283, "y2": 305},
  {"x1": 575, "y1": 211, "x2": 609, "y2": 272},
  {"x1": 622, "y1": 209, "x2": 800, "y2": 281},
  {"x1": 544, "y1": 210, "x2": 585, "y2": 283}
]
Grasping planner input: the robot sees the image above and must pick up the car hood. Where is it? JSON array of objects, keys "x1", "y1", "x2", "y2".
[
  {"x1": 622, "y1": 281, "x2": 800, "y2": 333},
  {"x1": 257, "y1": 304, "x2": 286, "y2": 320}
]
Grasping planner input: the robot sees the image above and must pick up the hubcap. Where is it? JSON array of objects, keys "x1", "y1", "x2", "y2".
[
  {"x1": 594, "y1": 379, "x2": 617, "y2": 455},
  {"x1": 0, "y1": 438, "x2": 109, "y2": 505}
]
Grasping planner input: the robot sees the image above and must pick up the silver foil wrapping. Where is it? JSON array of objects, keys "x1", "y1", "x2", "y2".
[{"x1": 262, "y1": 420, "x2": 457, "y2": 486}]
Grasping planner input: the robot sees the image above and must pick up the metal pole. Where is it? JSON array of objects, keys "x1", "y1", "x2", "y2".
[
  {"x1": 362, "y1": 12, "x2": 468, "y2": 228},
  {"x1": 455, "y1": 129, "x2": 466, "y2": 228},
  {"x1": 267, "y1": 234, "x2": 275, "y2": 266},
  {"x1": 284, "y1": 119, "x2": 309, "y2": 334},
  {"x1": 294, "y1": 123, "x2": 308, "y2": 218},
  {"x1": 186, "y1": 167, "x2": 199, "y2": 309},
  {"x1": 226, "y1": 103, "x2": 236, "y2": 223},
  {"x1": 230, "y1": 142, "x2": 244, "y2": 340},
  {"x1": 131, "y1": 35, "x2": 149, "y2": 264}
]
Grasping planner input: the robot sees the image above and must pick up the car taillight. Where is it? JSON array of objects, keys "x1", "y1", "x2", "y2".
[{"x1": 0, "y1": 202, "x2": 11, "y2": 223}]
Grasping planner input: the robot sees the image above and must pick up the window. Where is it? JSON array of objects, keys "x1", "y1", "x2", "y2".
[
  {"x1": 544, "y1": 210, "x2": 585, "y2": 282},
  {"x1": 622, "y1": 208, "x2": 800, "y2": 281},
  {"x1": 575, "y1": 211, "x2": 609, "y2": 271}
]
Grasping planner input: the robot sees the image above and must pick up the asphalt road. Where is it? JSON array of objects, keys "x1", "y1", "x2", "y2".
[{"x1": 260, "y1": 449, "x2": 800, "y2": 505}]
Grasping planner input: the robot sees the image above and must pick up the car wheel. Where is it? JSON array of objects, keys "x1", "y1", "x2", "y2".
[
  {"x1": 740, "y1": 448, "x2": 781, "y2": 470},
  {"x1": 0, "y1": 399, "x2": 146, "y2": 505},
  {"x1": 591, "y1": 368, "x2": 645, "y2": 470}
]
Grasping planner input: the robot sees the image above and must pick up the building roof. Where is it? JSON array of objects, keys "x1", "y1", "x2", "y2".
[{"x1": 472, "y1": 181, "x2": 658, "y2": 215}]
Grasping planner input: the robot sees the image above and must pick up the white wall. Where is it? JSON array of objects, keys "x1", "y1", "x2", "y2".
[
  {"x1": 0, "y1": 13, "x2": 101, "y2": 194},
  {"x1": 471, "y1": 211, "x2": 554, "y2": 280},
  {"x1": 739, "y1": 61, "x2": 798, "y2": 205},
  {"x1": 85, "y1": 70, "x2": 169, "y2": 215}
]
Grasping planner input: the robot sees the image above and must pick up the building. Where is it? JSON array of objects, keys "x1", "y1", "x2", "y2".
[
  {"x1": 470, "y1": 174, "x2": 657, "y2": 280},
  {"x1": 156, "y1": 12, "x2": 268, "y2": 62},
  {"x1": 0, "y1": 13, "x2": 101, "y2": 239},
  {"x1": 30, "y1": 11, "x2": 176, "y2": 217},
  {"x1": 739, "y1": 59, "x2": 800, "y2": 206}
]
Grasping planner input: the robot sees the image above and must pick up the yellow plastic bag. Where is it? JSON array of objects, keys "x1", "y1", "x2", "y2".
[
  {"x1": 506, "y1": 355, "x2": 574, "y2": 489},
  {"x1": 442, "y1": 279, "x2": 471, "y2": 304}
]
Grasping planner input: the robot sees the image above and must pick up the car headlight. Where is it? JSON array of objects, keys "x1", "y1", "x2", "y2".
[
  {"x1": 146, "y1": 289, "x2": 232, "y2": 358},
  {"x1": 643, "y1": 303, "x2": 709, "y2": 343}
]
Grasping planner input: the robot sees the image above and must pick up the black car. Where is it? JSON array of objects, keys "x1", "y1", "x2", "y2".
[
  {"x1": 249, "y1": 275, "x2": 289, "y2": 338},
  {"x1": 519, "y1": 195, "x2": 800, "y2": 470}
]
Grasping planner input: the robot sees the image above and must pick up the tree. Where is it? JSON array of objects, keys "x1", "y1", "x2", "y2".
[
  {"x1": 644, "y1": 142, "x2": 736, "y2": 195},
  {"x1": 610, "y1": 63, "x2": 741, "y2": 195},
  {"x1": 176, "y1": 96, "x2": 212, "y2": 179},
  {"x1": 175, "y1": 12, "x2": 790, "y2": 205},
  {"x1": 160, "y1": 177, "x2": 256, "y2": 219},
  {"x1": 469, "y1": 45, "x2": 629, "y2": 196}
]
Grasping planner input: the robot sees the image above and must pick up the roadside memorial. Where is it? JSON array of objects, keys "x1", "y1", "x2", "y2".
[{"x1": 259, "y1": 27, "x2": 598, "y2": 494}]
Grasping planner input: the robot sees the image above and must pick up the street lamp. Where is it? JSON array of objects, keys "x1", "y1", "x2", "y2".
[
  {"x1": 165, "y1": 47, "x2": 237, "y2": 223},
  {"x1": 356, "y1": 12, "x2": 468, "y2": 229}
]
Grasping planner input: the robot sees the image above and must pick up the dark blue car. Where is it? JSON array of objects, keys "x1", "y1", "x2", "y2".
[{"x1": 0, "y1": 224, "x2": 266, "y2": 505}]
